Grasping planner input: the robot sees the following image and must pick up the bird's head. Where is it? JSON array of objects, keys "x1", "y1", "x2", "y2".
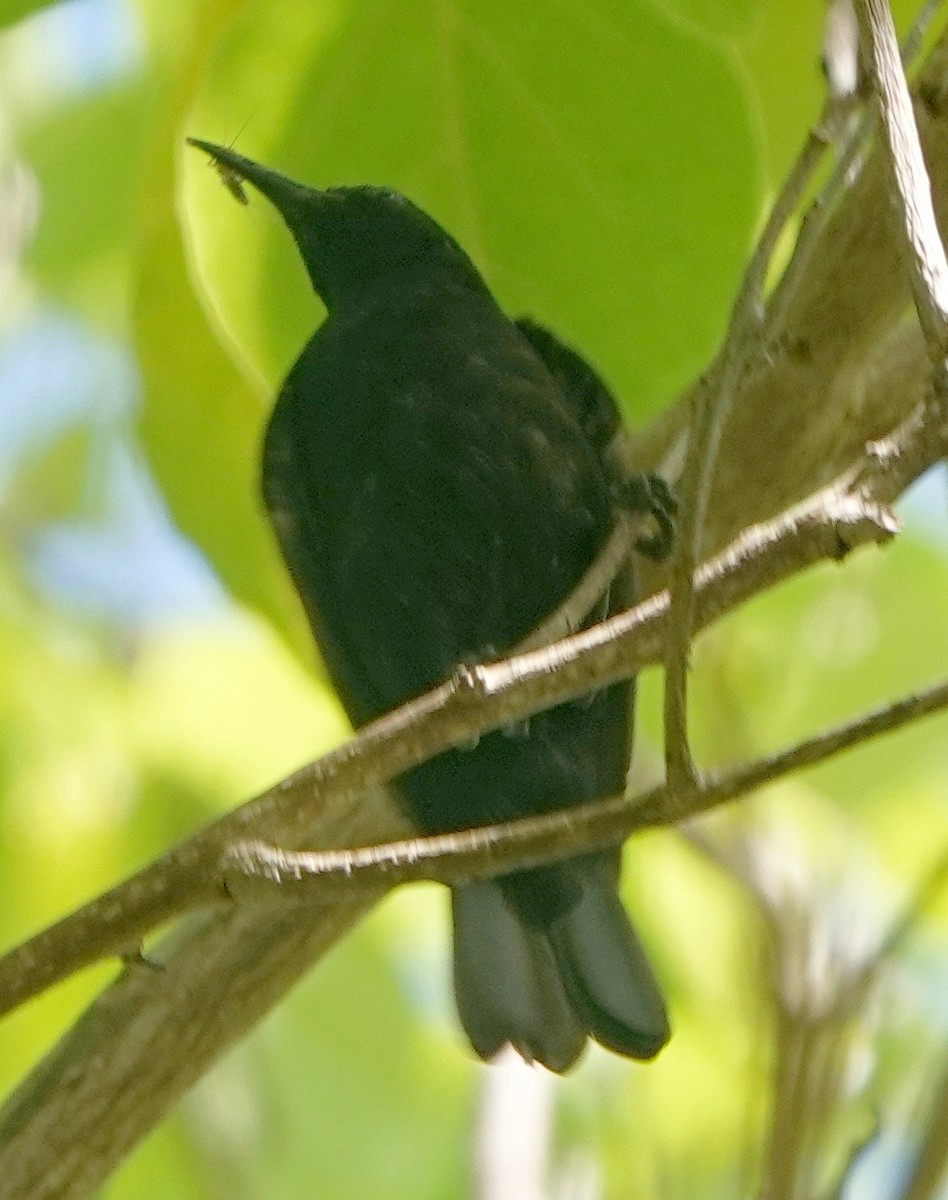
[{"x1": 187, "y1": 139, "x2": 487, "y2": 310}]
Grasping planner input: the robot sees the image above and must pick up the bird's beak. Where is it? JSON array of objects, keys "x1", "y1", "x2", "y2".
[
  {"x1": 186, "y1": 138, "x2": 314, "y2": 218},
  {"x1": 187, "y1": 137, "x2": 334, "y2": 298}
]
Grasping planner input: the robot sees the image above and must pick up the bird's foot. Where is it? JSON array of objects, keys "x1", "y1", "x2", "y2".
[{"x1": 616, "y1": 472, "x2": 678, "y2": 561}]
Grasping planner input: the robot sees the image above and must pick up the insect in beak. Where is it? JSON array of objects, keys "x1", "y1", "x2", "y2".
[{"x1": 208, "y1": 154, "x2": 248, "y2": 205}]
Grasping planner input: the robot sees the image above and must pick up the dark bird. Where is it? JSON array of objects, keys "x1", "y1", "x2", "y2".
[{"x1": 187, "y1": 138, "x2": 672, "y2": 1072}]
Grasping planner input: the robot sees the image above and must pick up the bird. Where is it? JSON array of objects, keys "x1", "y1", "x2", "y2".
[{"x1": 187, "y1": 138, "x2": 672, "y2": 1072}]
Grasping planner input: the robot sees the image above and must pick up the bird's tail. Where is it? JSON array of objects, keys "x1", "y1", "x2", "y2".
[{"x1": 451, "y1": 861, "x2": 668, "y2": 1072}]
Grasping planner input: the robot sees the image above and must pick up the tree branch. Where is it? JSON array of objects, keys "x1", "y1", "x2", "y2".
[
  {"x1": 0, "y1": 436, "x2": 920, "y2": 1022},
  {"x1": 222, "y1": 678, "x2": 948, "y2": 898},
  {"x1": 662, "y1": 93, "x2": 840, "y2": 791},
  {"x1": 855, "y1": 0, "x2": 948, "y2": 353}
]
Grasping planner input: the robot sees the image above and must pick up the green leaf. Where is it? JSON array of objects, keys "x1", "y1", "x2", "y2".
[
  {"x1": 649, "y1": 0, "x2": 757, "y2": 41},
  {"x1": 182, "y1": 0, "x2": 761, "y2": 430}
]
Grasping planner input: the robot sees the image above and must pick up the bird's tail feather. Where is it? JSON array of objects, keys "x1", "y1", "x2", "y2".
[
  {"x1": 547, "y1": 863, "x2": 668, "y2": 1060},
  {"x1": 452, "y1": 880, "x2": 585, "y2": 1073},
  {"x1": 451, "y1": 865, "x2": 668, "y2": 1072}
]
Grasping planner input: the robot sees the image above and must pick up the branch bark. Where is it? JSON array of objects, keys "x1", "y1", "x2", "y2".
[{"x1": 855, "y1": 0, "x2": 948, "y2": 353}]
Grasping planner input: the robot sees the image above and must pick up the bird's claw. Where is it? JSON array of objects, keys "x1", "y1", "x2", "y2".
[{"x1": 617, "y1": 472, "x2": 678, "y2": 562}]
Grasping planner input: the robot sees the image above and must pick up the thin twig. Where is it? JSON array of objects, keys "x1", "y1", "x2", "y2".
[
  {"x1": 223, "y1": 678, "x2": 948, "y2": 899},
  {"x1": 662, "y1": 83, "x2": 850, "y2": 790},
  {"x1": 761, "y1": 121, "x2": 872, "y2": 365}
]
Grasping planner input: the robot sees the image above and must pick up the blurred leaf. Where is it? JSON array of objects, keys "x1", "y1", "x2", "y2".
[
  {"x1": 134, "y1": 213, "x2": 311, "y2": 654},
  {"x1": 0, "y1": 0, "x2": 51, "y2": 30},
  {"x1": 688, "y1": 533, "x2": 948, "y2": 797},
  {"x1": 7, "y1": 424, "x2": 95, "y2": 522},
  {"x1": 109, "y1": 1119, "x2": 208, "y2": 1200},
  {"x1": 126, "y1": 615, "x2": 348, "y2": 802},
  {"x1": 237, "y1": 893, "x2": 470, "y2": 1200},
  {"x1": 21, "y1": 82, "x2": 151, "y2": 332}
]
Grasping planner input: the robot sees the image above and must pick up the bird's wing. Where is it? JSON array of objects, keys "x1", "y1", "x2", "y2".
[
  {"x1": 262, "y1": 322, "x2": 613, "y2": 727},
  {"x1": 514, "y1": 317, "x2": 621, "y2": 455}
]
